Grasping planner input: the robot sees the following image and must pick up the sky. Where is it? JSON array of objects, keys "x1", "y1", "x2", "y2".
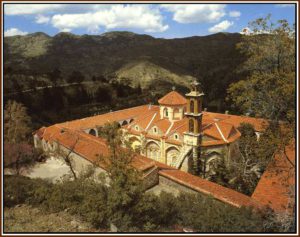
[{"x1": 3, "y1": 3, "x2": 296, "y2": 38}]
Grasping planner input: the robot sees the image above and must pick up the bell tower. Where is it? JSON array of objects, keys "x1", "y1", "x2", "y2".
[{"x1": 183, "y1": 81, "x2": 204, "y2": 174}]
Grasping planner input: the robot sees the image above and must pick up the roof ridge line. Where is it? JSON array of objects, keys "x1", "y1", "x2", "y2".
[
  {"x1": 166, "y1": 121, "x2": 175, "y2": 135},
  {"x1": 58, "y1": 104, "x2": 153, "y2": 126},
  {"x1": 215, "y1": 122, "x2": 229, "y2": 143},
  {"x1": 167, "y1": 120, "x2": 186, "y2": 136},
  {"x1": 145, "y1": 113, "x2": 157, "y2": 131}
]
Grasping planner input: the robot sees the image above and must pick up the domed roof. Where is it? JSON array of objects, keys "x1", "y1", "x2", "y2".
[{"x1": 158, "y1": 91, "x2": 187, "y2": 106}]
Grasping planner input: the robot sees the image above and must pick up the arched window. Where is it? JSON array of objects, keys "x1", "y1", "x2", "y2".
[
  {"x1": 189, "y1": 119, "x2": 194, "y2": 133},
  {"x1": 166, "y1": 147, "x2": 179, "y2": 167},
  {"x1": 198, "y1": 100, "x2": 202, "y2": 113},
  {"x1": 164, "y1": 108, "x2": 168, "y2": 117},
  {"x1": 122, "y1": 120, "x2": 128, "y2": 126},
  {"x1": 89, "y1": 129, "x2": 97, "y2": 136},
  {"x1": 173, "y1": 108, "x2": 180, "y2": 119},
  {"x1": 146, "y1": 142, "x2": 160, "y2": 161},
  {"x1": 153, "y1": 127, "x2": 157, "y2": 133},
  {"x1": 190, "y1": 100, "x2": 194, "y2": 113}
]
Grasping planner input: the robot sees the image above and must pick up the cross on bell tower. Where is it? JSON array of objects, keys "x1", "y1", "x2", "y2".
[{"x1": 184, "y1": 81, "x2": 204, "y2": 175}]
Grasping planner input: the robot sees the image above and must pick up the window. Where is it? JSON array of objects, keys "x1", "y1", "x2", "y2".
[
  {"x1": 89, "y1": 129, "x2": 97, "y2": 136},
  {"x1": 173, "y1": 108, "x2": 180, "y2": 119},
  {"x1": 164, "y1": 108, "x2": 168, "y2": 117},
  {"x1": 198, "y1": 100, "x2": 202, "y2": 113},
  {"x1": 189, "y1": 119, "x2": 194, "y2": 133},
  {"x1": 135, "y1": 126, "x2": 139, "y2": 131},
  {"x1": 190, "y1": 100, "x2": 194, "y2": 113},
  {"x1": 153, "y1": 127, "x2": 157, "y2": 133},
  {"x1": 174, "y1": 134, "x2": 179, "y2": 140}
]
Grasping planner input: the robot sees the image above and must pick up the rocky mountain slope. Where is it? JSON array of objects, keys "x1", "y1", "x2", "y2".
[
  {"x1": 4, "y1": 31, "x2": 244, "y2": 97},
  {"x1": 4, "y1": 31, "x2": 246, "y2": 125}
]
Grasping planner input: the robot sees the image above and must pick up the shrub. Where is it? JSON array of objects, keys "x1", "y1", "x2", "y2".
[
  {"x1": 4, "y1": 175, "x2": 51, "y2": 207},
  {"x1": 4, "y1": 175, "x2": 269, "y2": 232}
]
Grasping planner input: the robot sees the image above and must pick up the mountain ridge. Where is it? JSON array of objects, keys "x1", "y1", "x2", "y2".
[{"x1": 4, "y1": 31, "x2": 245, "y2": 103}]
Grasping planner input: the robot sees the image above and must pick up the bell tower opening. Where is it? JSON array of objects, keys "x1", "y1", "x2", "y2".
[
  {"x1": 189, "y1": 119, "x2": 194, "y2": 133},
  {"x1": 190, "y1": 100, "x2": 194, "y2": 114}
]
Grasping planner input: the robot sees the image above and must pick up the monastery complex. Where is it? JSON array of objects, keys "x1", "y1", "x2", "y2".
[{"x1": 33, "y1": 82, "x2": 294, "y2": 213}]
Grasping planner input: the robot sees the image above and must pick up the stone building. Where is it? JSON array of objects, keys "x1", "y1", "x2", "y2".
[
  {"x1": 123, "y1": 82, "x2": 242, "y2": 177},
  {"x1": 34, "y1": 82, "x2": 266, "y2": 179},
  {"x1": 33, "y1": 82, "x2": 294, "y2": 212}
]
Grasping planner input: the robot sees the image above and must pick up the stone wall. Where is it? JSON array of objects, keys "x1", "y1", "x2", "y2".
[
  {"x1": 34, "y1": 136, "x2": 158, "y2": 189},
  {"x1": 142, "y1": 167, "x2": 159, "y2": 190},
  {"x1": 158, "y1": 175, "x2": 198, "y2": 195}
]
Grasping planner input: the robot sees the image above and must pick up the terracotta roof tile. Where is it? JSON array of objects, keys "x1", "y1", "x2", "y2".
[
  {"x1": 203, "y1": 112, "x2": 267, "y2": 132},
  {"x1": 158, "y1": 91, "x2": 187, "y2": 106},
  {"x1": 58, "y1": 105, "x2": 152, "y2": 130},
  {"x1": 37, "y1": 125, "x2": 155, "y2": 172},
  {"x1": 152, "y1": 119, "x2": 172, "y2": 134},
  {"x1": 252, "y1": 144, "x2": 295, "y2": 213},
  {"x1": 36, "y1": 122, "x2": 281, "y2": 211},
  {"x1": 129, "y1": 108, "x2": 159, "y2": 130},
  {"x1": 159, "y1": 169, "x2": 262, "y2": 209}
]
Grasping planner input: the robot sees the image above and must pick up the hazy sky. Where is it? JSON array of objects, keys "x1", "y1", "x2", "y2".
[{"x1": 3, "y1": 3, "x2": 296, "y2": 38}]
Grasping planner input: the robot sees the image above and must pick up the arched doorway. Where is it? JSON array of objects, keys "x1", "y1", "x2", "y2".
[
  {"x1": 166, "y1": 147, "x2": 180, "y2": 167},
  {"x1": 203, "y1": 152, "x2": 221, "y2": 178},
  {"x1": 146, "y1": 141, "x2": 160, "y2": 161}
]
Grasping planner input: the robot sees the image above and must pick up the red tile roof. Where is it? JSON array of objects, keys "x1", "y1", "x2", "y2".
[
  {"x1": 36, "y1": 125, "x2": 156, "y2": 172},
  {"x1": 159, "y1": 169, "x2": 263, "y2": 209},
  {"x1": 203, "y1": 111, "x2": 267, "y2": 132},
  {"x1": 45, "y1": 102, "x2": 265, "y2": 149},
  {"x1": 35, "y1": 122, "x2": 294, "y2": 212},
  {"x1": 158, "y1": 91, "x2": 187, "y2": 106},
  {"x1": 251, "y1": 144, "x2": 295, "y2": 213},
  {"x1": 58, "y1": 105, "x2": 152, "y2": 130}
]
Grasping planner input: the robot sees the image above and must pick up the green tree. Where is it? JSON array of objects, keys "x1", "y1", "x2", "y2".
[
  {"x1": 97, "y1": 122, "x2": 144, "y2": 231},
  {"x1": 4, "y1": 100, "x2": 31, "y2": 144},
  {"x1": 4, "y1": 101, "x2": 36, "y2": 174},
  {"x1": 226, "y1": 15, "x2": 295, "y2": 195},
  {"x1": 227, "y1": 15, "x2": 295, "y2": 122},
  {"x1": 48, "y1": 68, "x2": 62, "y2": 87},
  {"x1": 67, "y1": 70, "x2": 85, "y2": 84}
]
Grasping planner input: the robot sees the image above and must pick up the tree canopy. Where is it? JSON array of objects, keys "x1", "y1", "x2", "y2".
[
  {"x1": 4, "y1": 100, "x2": 32, "y2": 144},
  {"x1": 227, "y1": 15, "x2": 295, "y2": 123}
]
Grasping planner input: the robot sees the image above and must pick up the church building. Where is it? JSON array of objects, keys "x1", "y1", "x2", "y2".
[
  {"x1": 123, "y1": 81, "x2": 241, "y2": 177},
  {"x1": 34, "y1": 82, "x2": 265, "y2": 179}
]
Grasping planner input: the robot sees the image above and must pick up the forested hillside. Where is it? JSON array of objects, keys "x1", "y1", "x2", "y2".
[{"x1": 4, "y1": 31, "x2": 245, "y2": 127}]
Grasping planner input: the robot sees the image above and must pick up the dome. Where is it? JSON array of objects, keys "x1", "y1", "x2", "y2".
[{"x1": 158, "y1": 91, "x2": 187, "y2": 106}]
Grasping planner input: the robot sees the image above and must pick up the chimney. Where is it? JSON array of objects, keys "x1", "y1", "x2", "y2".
[
  {"x1": 148, "y1": 102, "x2": 152, "y2": 110},
  {"x1": 225, "y1": 110, "x2": 229, "y2": 114},
  {"x1": 204, "y1": 108, "x2": 207, "y2": 112}
]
